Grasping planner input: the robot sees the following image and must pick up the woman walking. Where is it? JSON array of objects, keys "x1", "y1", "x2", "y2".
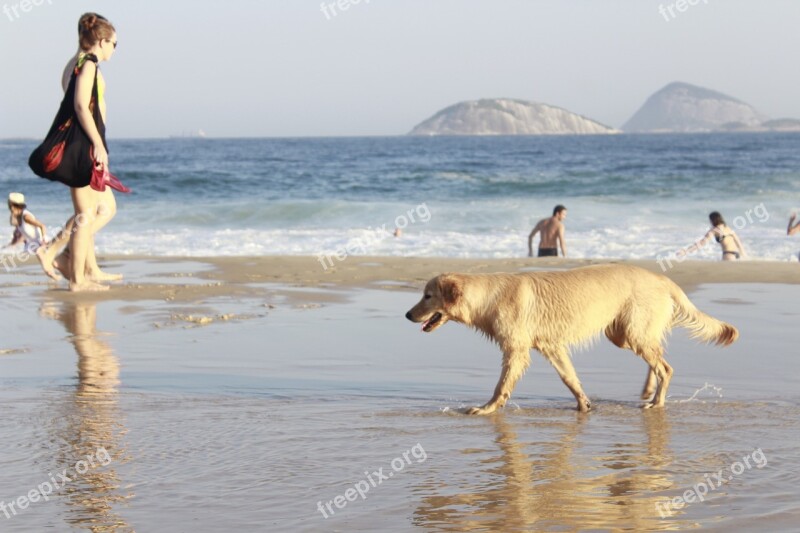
[{"x1": 34, "y1": 13, "x2": 121, "y2": 291}]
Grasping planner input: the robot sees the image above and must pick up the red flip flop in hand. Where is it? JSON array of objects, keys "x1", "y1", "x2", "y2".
[{"x1": 91, "y1": 163, "x2": 131, "y2": 193}]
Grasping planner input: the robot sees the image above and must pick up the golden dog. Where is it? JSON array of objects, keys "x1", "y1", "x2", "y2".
[{"x1": 405, "y1": 264, "x2": 738, "y2": 414}]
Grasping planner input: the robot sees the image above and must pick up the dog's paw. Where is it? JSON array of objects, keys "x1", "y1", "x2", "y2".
[
  {"x1": 577, "y1": 399, "x2": 592, "y2": 413},
  {"x1": 642, "y1": 402, "x2": 664, "y2": 409},
  {"x1": 465, "y1": 405, "x2": 497, "y2": 415}
]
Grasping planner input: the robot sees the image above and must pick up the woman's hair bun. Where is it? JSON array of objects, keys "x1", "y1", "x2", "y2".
[{"x1": 80, "y1": 13, "x2": 97, "y2": 30}]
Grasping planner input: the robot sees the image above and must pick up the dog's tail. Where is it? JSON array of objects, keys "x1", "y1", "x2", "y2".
[{"x1": 669, "y1": 282, "x2": 739, "y2": 346}]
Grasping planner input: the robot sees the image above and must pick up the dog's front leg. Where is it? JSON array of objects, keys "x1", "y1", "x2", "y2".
[
  {"x1": 640, "y1": 368, "x2": 658, "y2": 400},
  {"x1": 466, "y1": 348, "x2": 530, "y2": 415},
  {"x1": 544, "y1": 347, "x2": 592, "y2": 412}
]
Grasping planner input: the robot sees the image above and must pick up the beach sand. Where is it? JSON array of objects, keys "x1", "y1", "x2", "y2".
[
  {"x1": 4, "y1": 253, "x2": 799, "y2": 300},
  {"x1": 1, "y1": 256, "x2": 799, "y2": 532}
]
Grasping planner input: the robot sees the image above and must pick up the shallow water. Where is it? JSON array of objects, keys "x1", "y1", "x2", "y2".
[{"x1": 1, "y1": 268, "x2": 799, "y2": 531}]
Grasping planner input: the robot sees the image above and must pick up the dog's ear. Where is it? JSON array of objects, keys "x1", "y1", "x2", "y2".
[{"x1": 438, "y1": 275, "x2": 462, "y2": 307}]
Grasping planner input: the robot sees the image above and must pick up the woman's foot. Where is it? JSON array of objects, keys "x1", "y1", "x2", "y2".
[
  {"x1": 53, "y1": 250, "x2": 72, "y2": 279},
  {"x1": 55, "y1": 250, "x2": 123, "y2": 282},
  {"x1": 35, "y1": 250, "x2": 63, "y2": 281},
  {"x1": 69, "y1": 280, "x2": 109, "y2": 292},
  {"x1": 87, "y1": 270, "x2": 124, "y2": 282},
  {"x1": 44, "y1": 268, "x2": 63, "y2": 282}
]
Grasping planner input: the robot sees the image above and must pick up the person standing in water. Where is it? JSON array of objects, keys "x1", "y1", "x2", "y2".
[
  {"x1": 688, "y1": 211, "x2": 746, "y2": 260},
  {"x1": 528, "y1": 205, "x2": 567, "y2": 258},
  {"x1": 788, "y1": 213, "x2": 800, "y2": 236},
  {"x1": 788, "y1": 213, "x2": 800, "y2": 260}
]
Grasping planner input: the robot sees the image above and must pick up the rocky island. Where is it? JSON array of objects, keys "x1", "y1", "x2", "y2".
[
  {"x1": 623, "y1": 82, "x2": 770, "y2": 133},
  {"x1": 409, "y1": 98, "x2": 618, "y2": 136}
]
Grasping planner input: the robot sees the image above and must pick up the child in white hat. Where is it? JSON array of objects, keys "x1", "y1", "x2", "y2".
[{"x1": 6, "y1": 192, "x2": 61, "y2": 280}]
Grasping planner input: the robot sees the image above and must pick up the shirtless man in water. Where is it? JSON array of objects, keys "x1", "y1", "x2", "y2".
[
  {"x1": 528, "y1": 205, "x2": 567, "y2": 258},
  {"x1": 788, "y1": 213, "x2": 800, "y2": 236},
  {"x1": 789, "y1": 213, "x2": 800, "y2": 261}
]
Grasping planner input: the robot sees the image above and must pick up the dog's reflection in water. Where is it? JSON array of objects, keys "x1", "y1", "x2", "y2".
[{"x1": 413, "y1": 408, "x2": 681, "y2": 531}]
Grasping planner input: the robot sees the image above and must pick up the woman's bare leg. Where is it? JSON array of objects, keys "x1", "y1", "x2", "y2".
[
  {"x1": 44, "y1": 215, "x2": 75, "y2": 279},
  {"x1": 84, "y1": 188, "x2": 121, "y2": 282},
  {"x1": 69, "y1": 186, "x2": 108, "y2": 292},
  {"x1": 52, "y1": 188, "x2": 120, "y2": 282}
]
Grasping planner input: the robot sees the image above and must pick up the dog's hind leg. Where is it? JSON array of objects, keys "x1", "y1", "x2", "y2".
[
  {"x1": 605, "y1": 320, "x2": 658, "y2": 400},
  {"x1": 638, "y1": 347, "x2": 673, "y2": 409},
  {"x1": 544, "y1": 347, "x2": 592, "y2": 412},
  {"x1": 607, "y1": 320, "x2": 658, "y2": 401},
  {"x1": 466, "y1": 348, "x2": 530, "y2": 415},
  {"x1": 641, "y1": 369, "x2": 658, "y2": 400},
  {"x1": 648, "y1": 358, "x2": 673, "y2": 408}
]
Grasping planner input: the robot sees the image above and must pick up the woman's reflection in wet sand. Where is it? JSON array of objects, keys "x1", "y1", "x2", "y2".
[
  {"x1": 40, "y1": 300, "x2": 133, "y2": 531},
  {"x1": 413, "y1": 407, "x2": 685, "y2": 531}
]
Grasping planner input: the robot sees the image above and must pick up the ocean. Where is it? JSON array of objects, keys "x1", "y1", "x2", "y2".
[{"x1": 1, "y1": 133, "x2": 799, "y2": 261}]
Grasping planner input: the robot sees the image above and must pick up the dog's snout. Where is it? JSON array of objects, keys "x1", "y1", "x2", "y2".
[{"x1": 405, "y1": 311, "x2": 413, "y2": 321}]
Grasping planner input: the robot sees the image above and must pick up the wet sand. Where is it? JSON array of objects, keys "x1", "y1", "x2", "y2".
[
  {"x1": 5, "y1": 254, "x2": 800, "y2": 300},
  {"x1": 1, "y1": 256, "x2": 799, "y2": 532}
]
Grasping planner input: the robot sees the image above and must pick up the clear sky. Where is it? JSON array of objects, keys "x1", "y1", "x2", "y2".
[{"x1": 1, "y1": 0, "x2": 798, "y2": 138}]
